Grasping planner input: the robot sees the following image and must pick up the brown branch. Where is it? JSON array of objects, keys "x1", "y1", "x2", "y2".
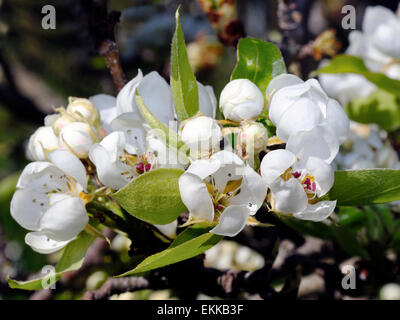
[
  {"x1": 82, "y1": 275, "x2": 168, "y2": 300},
  {"x1": 82, "y1": 0, "x2": 126, "y2": 93},
  {"x1": 82, "y1": 255, "x2": 279, "y2": 300}
]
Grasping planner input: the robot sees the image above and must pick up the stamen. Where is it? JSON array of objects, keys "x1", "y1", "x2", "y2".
[
  {"x1": 136, "y1": 162, "x2": 144, "y2": 174},
  {"x1": 293, "y1": 171, "x2": 301, "y2": 178}
]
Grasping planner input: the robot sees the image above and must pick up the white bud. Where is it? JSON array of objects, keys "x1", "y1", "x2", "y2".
[
  {"x1": 379, "y1": 283, "x2": 400, "y2": 300},
  {"x1": 239, "y1": 121, "x2": 268, "y2": 154},
  {"x1": 50, "y1": 113, "x2": 75, "y2": 136},
  {"x1": 219, "y1": 79, "x2": 264, "y2": 122},
  {"x1": 67, "y1": 97, "x2": 100, "y2": 126},
  {"x1": 181, "y1": 116, "x2": 222, "y2": 159},
  {"x1": 27, "y1": 126, "x2": 59, "y2": 161},
  {"x1": 59, "y1": 122, "x2": 95, "y2": 158}
]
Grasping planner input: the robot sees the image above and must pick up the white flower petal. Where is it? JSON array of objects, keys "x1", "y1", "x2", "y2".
[
  {"x1": 89, "y1": 143, "x2": 127, "y2": 190},
  {"x1": 198, "y1": 82, "x2": 217, "y2": 118},
  {"x1": 268, "y1": 81, "x2": 311, "y2": 125},
  {"x1": 27, "y1": 126, "x2": 59, "y2": 161},
  {"x1": 137, "y1": 71, "x2": 175, "y2": 125},
  {"x1": 39, "y1": 196, "x2": 88, "y2": 242},
  {"x1": 229, "y1": 166, "x2": 267, "y2": 214},
  {"x1": 270, "y1": 178, "x2": 308, "y2": 214},
  {"x1": 111, "y1": 113, "x2": 147, "y2": 155},
  {"x1": 210, "y1": 151, "x2": 244, "y2": 191},
  {"x1": 116, "y1": 69, "x2": 143, "y2": 115},
  {"x1": 146, "y1": 129, "x2": 185, "y2": 169},
  {"x1": 326, "y1": 98, "x2": 349, "y2": 143},
  {"x1": 11, "y1": 189, "x2": 48, "y2": 231},
  {"x1": 25, "y1": 231, "x2": 71, "y2": 254},
  {"x1": 362, "y1": 6, "x2": 396, "y2": 36},
  {"x1": 286, "y1": 125, "x2": 339, "y2": 164},
  {"x1": 98, "y1": 131, "x2": 126, "y2": 163},
  {"x1": 260, "y1": 149, "x2": 296, "y2": 186},
  {"x1": 276, "y1": 97, "x2": 323, "y2": 141},
  {"x1": 210, "y1": 205, "x2": 249, "y2": 237},
  {"x1": 89, "y1": 94, "x2": 117, "y2": 131},
  {"x1": 58, "y1": 122, "x2": 94, "y2": 158},
  {"x1": 153, "y1": 220, "x2": 178, "y2": 239},
  {"x1": 293, "y1": 200, "x2": 336, "y2": 221},
  {"x1": 266, "y1": 74, "x2": 304, "y2": 98},
  {"x1": 16, "y1": 162, "x2": 68, "y2": 193},
  {"x1": 186, "y1": 158, "x2": 221, "y2": 180},
  {"x1": 49, "y1": 150, "x2": 88, "y2": 191},
  {"x1": 179, "y1": 172, "x2": 214, "y2": 222},
  {"x1": 304, "y1": 157, "x2": 334, "y2": 197}
]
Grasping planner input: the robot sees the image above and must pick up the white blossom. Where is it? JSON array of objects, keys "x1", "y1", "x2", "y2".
[
  {"x1": 27, "y1": 126, "x2": 59, "y2": 161},
  {"x1": 319, "y1": 5, "x2": 400, "y2": 105},
  {"x1": 260, "y1": 149, "x2": 336, "y2": 221},
  {"x1": 10, "y1": 150, "x2": 89, "y2": 254},
  {"x1": 180, "y1": 116, "x2": 222, "y2": 160},
  {"x1": 59, "y1": 122, "x2": 97, "y2": 158},
  {"x1": 89, "y1": 126, "x2": 183, "y2": 190},
  {"x1": 267, "y1": 74, "x2": 349, "y2": 163},
  {"x1": 178, "y1": 150, "x2": 267, "y2": 237},
  {"x1": 219, "y1": 79, "x2": 264, "y2": 122}
]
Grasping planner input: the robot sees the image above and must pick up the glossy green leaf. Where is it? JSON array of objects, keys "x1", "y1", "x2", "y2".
[
  {"x1": 170, "y1": 8, "x2": 199, "y2": 121},
  {"x1": 118, "y1": 224, "x2": 222, "y2": 277},
  {"x1": 337, "y1": 207, "x2": 365, "y2": 228},
  {"x1": 346, "y1": 89, "x2": 400, "y2": 131},
  {"x1": 231, "y1": 37, "x2": 286, "y2": 94},
  {"x1": 321, "y1": 169, "x2": 400, "y2": 206},
  {"x1": 8, "y1": 231, "x2": 95, "y2": 290},
  {"x1": 317, "y1": 55, "x2": 400, "y2": 96},
  {"x1": 112, "y1": 168, "x2": 187, "y2": 225}
]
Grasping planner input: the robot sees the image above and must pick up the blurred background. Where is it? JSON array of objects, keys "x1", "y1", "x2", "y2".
[{"x1": 1, "y1": 0, "x2": 400, "y2": 300}]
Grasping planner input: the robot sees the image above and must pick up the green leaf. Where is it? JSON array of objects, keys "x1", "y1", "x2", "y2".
[
  {"x1": 231, "y1": 37, "x2": 286, "y2": 94},
  {"x1": 317, "y1": 55, "x2": 400, "y2": 96},
  {"x1": 135, "y1": 94, "x2": 189, "y2": 164},
  {"x1": 331, "y1": 225, "x2": 369, "y2": 259},
  {"x1": 338, "y1": 207, "x2": 365, "y2": 228},
  {"x1": 346, "y1": 89, "x2": 400, "y2": 131},
  {"x1": 112, "y1": 168, "x2": 187, "y2": 225},
  {"x1": 8, "y1": 231, "x2": 95, "y2": 290},
  {"x1": 373, "y1": 205, "x2": 394, "y2": 234},
  {"x1": 117, "y1": 224, "x2": 222, "y2": 277},
  {"x1": 170, "y1": 8, "x2": 199, "y2": 121},
  {"x1": 321, "y1": 169, "x2": 400, "y2": 206},
  {"x1": 136, "y1": 94, "x2": 184, "y2": 151}
]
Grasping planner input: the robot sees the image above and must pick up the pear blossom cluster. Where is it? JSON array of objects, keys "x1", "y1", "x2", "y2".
[
  {"x1": 319, "y1": 5, "x2": 400, "y2": 105},
  {"x1": 10, "y1": 68, "x2": 350, "y2": 254}
]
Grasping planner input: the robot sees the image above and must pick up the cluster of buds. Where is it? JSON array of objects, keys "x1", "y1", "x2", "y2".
[{"x1": 27, "y1": 98, "x2": 105, "y2": 160}]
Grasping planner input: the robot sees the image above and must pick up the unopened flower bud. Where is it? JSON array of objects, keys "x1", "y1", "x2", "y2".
[
  {"x1": 27, "y1": 126, "x2": 59, "y2": 161},
  {"x1": 219, "y1": 79, "x2": 264, "y2": 122},
  {"x1": 239, "y1": 121, "x2": 268, "y2": 155},
  {"x1": 67, "y1": 97, "x2": 100, "y2": 126},
  {"x1": 59, "y1": 122, "x2": 95, "y2": 158},
  {"x1": 50, "y1": 113, "x2": 75, "y2": 136},
  {"x1": 181, "y1": 116, "x2": 222, "y2": 159}
]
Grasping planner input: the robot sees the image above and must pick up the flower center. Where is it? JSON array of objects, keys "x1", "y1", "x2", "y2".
[
  {"x1": 119, "y1": 152, "x2": 153, "y2": 178},
  {"x1": 281, "y1": 169, "x2": 317, "y2": 201},
  {"x1": 206, "y1": 178, "x2": 242, "y2": 219}
]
